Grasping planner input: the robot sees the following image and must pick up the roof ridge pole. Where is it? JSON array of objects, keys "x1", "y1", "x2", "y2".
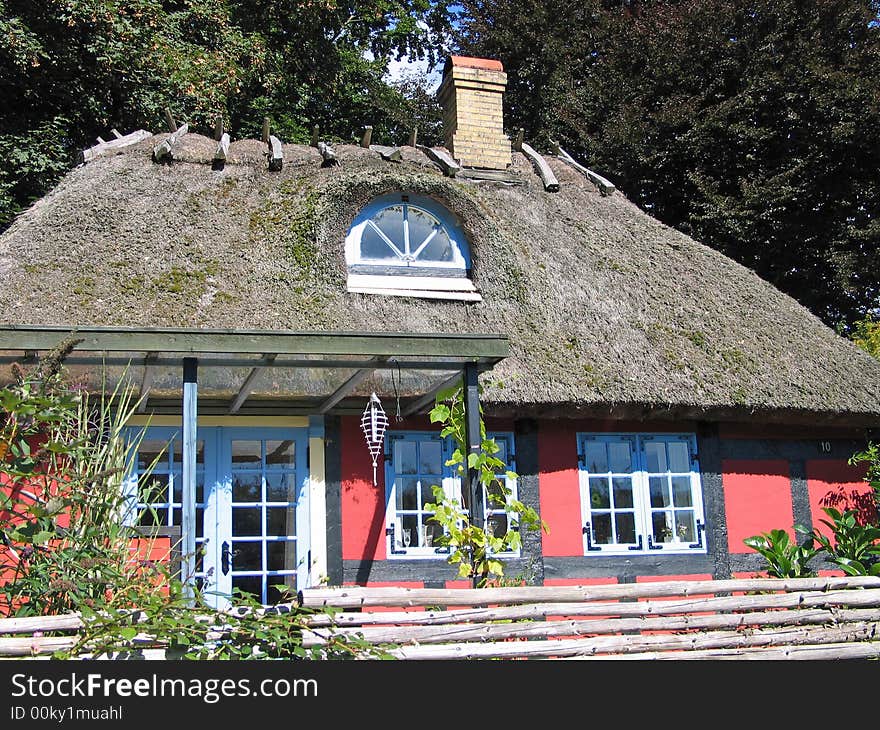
[
  {"x1": 463, "y1": 363, "x2": 484, "y2": 588},
  {"x1": 181, "y1": 357, "x2": 198, "y2": 606}
]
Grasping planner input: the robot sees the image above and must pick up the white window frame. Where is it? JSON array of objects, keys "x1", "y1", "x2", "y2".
[
  {"x1": 384, "y1": 431, "x2": 519, "y2": 559},
  {"x1": 345, "y1": 193, "x2": 481, "y2": 301},
  {"x1": 577, "y1": 433, "x2": 706, "y2": 555}
]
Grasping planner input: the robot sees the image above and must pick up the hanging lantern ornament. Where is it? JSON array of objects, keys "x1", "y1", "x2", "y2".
[{"x1": 360, "y1": 392, "x2": 388, "y2": 486}]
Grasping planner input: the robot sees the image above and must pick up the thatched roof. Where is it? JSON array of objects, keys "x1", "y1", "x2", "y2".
[{"x1": 1, "y1": 131, "x2": 879, "y2": 425}]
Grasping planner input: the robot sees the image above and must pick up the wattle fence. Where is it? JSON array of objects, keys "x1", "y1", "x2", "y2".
[{"x1": 2, "y1": 576, "x2": 879, "y2": 660}]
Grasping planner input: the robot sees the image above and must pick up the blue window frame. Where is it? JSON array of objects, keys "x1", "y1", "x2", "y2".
[
  {"x1": 384, "y1": 431, "x2": 519, "y2": 559},
  {"x1": 577, "y1": 433, "x2": 706, "y2": 555}
]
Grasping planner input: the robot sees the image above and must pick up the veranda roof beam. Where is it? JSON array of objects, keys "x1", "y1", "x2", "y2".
[
  {"x1": 317, "y1": 356, "x2": 388, "y2": 414},
  {"x1": 228, "y1": 353, "x2": 276, "y2": 414},
  {"x1": 136, "y1": 353, "x2": 158, "y2": 413}
]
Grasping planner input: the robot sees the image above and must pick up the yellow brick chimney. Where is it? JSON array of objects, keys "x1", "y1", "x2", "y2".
[{"x1": 438, "y1": 56, "x2": 511, "y2": 170}]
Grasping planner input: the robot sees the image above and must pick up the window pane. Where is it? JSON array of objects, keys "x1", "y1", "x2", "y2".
[
  {"x1": 649, "y1": 476, "x2": 669, "y2": 508},
  {"x1": 494, "y1": 439, "x2": 507, "y2": 465},
  {"x1": 589, "y1": 477, "x2": 610, "y2": 509},
  {"x1": 420, "y1": 479, "x2": 436, "y2": 507},
  {"x1": 422, "y1": 516, "x2": 440, "y2": 547},
  {"x1": 676, "y1": 511, "x2": 696, "y2": 542},
  {"x1": 400, "y1": 515, "x2": 418, "y2": 547},
  {"x1": 360, "y1": 224, "x2": 398, "y2": 260},
  {"x1": 652, "y1": 512, "x2": 674, "y2": 543},
  {"x1": 487, "y1": 513, "x2": 508, "y2": 539},
  {"x1": 140, "y1": 473, "x2": 169, "y2": 504},
  {"x1": 372, "y1": 205, "x2": 405, "y2": 248},
  {"x1": 407, "y1": 207, "x2": 441, "y2": 249},
  {"x1": 397, "y1": 478, "x2": 418, "y2": 510},
  {"x1": 486, "y1": 478, "x2": 506, "y2": 507},
  {"x1": 266, "y1": 440, "x2": 294, "y2": 467},
  {"x1": 608, "y1": 442, "x2": 632, "y2": 473},
  {"x1": 592, "y1": 513, "x2": 612, "y2": 544},
  {"x1": 419, "y1": 228, "x2": 456, "y2": 263},
  {"x1": 668, "y1": 442, "x2": 690, "y2": 473},
  {"x1": 267, "y1": 507, "x2": 296, "y2": 537},
  {"x1": 419, "y1": 441, "x2": 442, "y2": 474},
  {"x1": 395, "y1": 440, "x2": 418, "y2": 474},
  {"x1": 672, "y1": 477, "x2": 693, "y2": 507},
  {"x1": 233, "y1": 473, "x2": 261, "y2": 502},
  {"x1": 645, "y1": 442, "x2": 667, "y2": 473},
  {"x1": 612, "y1": 477, "x2": 634, "y2": 508},
  {"x1": 615, "y1": 512, "x2": 636, "y2": 543},
  {"x1": 584, "y1": 442, "x2": 607, "y2": 472},
  {"x1": 232, "y1": 441, "x2": 261, "y2": 466}
]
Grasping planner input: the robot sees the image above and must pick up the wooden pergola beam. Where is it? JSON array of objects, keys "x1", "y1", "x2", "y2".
[
  {"x1": 136, "y1": 353, "x2": 158, "y2": 413},
  {"x1": 317, "y1": 357, "x2": 388, "y2": 414},
  {"x1": 228, "y1": 354, "x2": 277, "y2": 414},
  {"x1": 402, "y1": 371, "x2": 462, "y2": 417}
]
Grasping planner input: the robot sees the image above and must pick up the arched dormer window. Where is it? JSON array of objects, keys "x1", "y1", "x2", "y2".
[{"x1": 345, "y1": 193, "x2": 481, "y2": 301}]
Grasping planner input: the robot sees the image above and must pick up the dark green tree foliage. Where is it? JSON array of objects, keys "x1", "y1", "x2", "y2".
[
  {"x1": 451, "y1": 0, "x2": 880, "y2": 329},
  {"x1": 0, "y1": 0, "x2": 444, "y2": 230}
]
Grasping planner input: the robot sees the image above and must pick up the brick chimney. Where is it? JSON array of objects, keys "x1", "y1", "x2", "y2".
[{"x1": 438, "y1": 56, "x2": 511, "y2": 170}]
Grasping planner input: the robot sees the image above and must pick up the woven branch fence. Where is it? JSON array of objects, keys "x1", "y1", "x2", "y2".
[{"x1": 2, "y1": 576, "x2": 879, "y2": 660}]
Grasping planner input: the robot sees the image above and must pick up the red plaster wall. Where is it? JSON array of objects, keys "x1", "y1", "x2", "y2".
[
  {"x1": 722, "y1": 459, "x2": 793, "y2": 553},
  {"x1": 537, "y1": 422, "x2": 582, "y2": 556},
  {"x1": 806, "y1": 459, "x2": 871, "y2": 541},
  {"x1": 340, "y1": 416, "x2": 386, "y2": 562}
]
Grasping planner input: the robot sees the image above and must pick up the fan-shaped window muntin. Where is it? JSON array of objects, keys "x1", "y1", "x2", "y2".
[{"x1": 346, "y1": 194, "x2": 471, "y2": 278}]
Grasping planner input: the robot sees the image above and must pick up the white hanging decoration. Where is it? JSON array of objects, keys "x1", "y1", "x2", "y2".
[{"x1": 360, "y1": 392, "x2": 388, "y2": 485}]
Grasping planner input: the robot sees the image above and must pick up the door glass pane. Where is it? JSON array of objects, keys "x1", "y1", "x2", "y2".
[
  {"x1": 173, "y1": 439, "x2": 205, "y2": 464},
  {"x1": 232, "y1": 440, "x2": 261, "y2": 466},
  {"x1": 672, "y1": 476, "x2": 693, "y2": 507},
  {"x1": 668, "y1": 442, "x2": 690, "y2": 473},
  {"x1": 232, "y1": 507, "x2": 261, "y2": 536},
  {"x1": 608, "y1": 442, "x2": 632, "y2": 473},
  {"x1": 645, "y1": 442, "x2": 667, "y2": 472},
  {"x1": 583, "y1": 442, "x2": 607, "y2": 472},
  {"x1": 267, "y1": 507, "x2": 296, "y2": 537},
  {"x1": 419, "y1": 440, "x2": 442, "y2": 474},
  {"x1": 266, "y1": 440, "x2": 295, "y2": 467},
  {"x1": 140, "y1": 473, "x2": 169, "y2": 504},
  {"x1": 233, "y1": 541, "x2": 262, "y2": 571},
  {"x1": 267, "y1": 541, "x2": 297, "y2": 572},
  {"x1": 612, "y1": 477, "x2": 634, "y2": 508},
  {"x1": 233, "y1": 473, "x2": 261, "y2": 502},
  {"x1": 232, "y1": 576, "x2": 262, "y2": 602},
  {"x1": 138, "y1": 439, "x2": 170, "y2": 471},
  {"x1": 266, "y1": 473, "x2": 294, "y2": 503}
]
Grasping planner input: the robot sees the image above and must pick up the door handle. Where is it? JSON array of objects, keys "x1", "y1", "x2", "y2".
[{"x1": 221, "y1": 541, "x2": 231, "y2": 576}]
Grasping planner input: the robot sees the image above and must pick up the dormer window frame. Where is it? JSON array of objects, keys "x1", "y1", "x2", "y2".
[{"x1": 345, "y1": 193, "x2": 482, "y2": 301}]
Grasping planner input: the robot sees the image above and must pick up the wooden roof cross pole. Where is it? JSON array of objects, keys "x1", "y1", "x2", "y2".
[
  {"x1": 512, "y1": 128, "x2": 524, "y2": 152},
  {"x1": 214, "y1": 114, "x2": 230, "y2": 164},
  {"x1": 164, "y1": 108, "x2": 178, "y2": 133},
  {"x1": 361, "y1": 126, "x2": 373, "y2": 148},
  {"x1": 152, "y1": 121, "x2": 189, "y2": 162},
  {"x1": 310, "y1": 124, "x2": 319, "y2": 148},
  {"x1": 80, "y1": 129, "x2": 152, "y2": 164},
  {"x1": 370, "y1": 145, "x2": 402, "y2": 162},
  {"x1": 520, "y1": 141, "x2": 560, "y2": 193},
  {"x1": 407, "y1": 128, "x2": 418, "y2": 147},
  {"x1": 417, "y1": 144, "x2": 460, "y2": 177},
  {"x1": 318, "y1": 141, "x2": 338, "y2": 167},
  {"x1": 553, "y1": 143, "x2": 616, "y2": 196},
  {"x1": 262, "y1": 117, "x2": 283, "y2": 171}
]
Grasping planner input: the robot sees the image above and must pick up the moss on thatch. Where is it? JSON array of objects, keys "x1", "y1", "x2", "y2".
[{"x1": 1, "y1": 131, "x2": 879, "y2": 424}]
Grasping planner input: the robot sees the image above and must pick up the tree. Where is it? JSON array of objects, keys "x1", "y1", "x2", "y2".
[
  {"x1": 450, "y1": 0, "x2": 880, "y2": 330},
  {"x1": 0, "y1": 0, "x2": 447, "y2": 231}
]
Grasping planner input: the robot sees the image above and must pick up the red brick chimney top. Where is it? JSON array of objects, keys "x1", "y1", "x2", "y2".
[{"x1": 446, "y1": 55, "x2": 504, "y2": 73}]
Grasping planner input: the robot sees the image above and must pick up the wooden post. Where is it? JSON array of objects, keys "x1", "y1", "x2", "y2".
[
  {"x1": 310, "y1": 124, "x2": 319, "y2": 148},
  {"x1": 463, "y1": 363, "x2": 484, "y2": 588},
  {"x1": 182, "y1": 357, "x2": 198, "y2": 605},
  {"x1": 408, "y1": 128, "x2": 418, "y2": 147},
  {"x1": 267, "y1": 135, "x2": 283, "y2": 171},
  {"x1": 164, "y1": 108, "x2": 177, "y2": 133},
  {"x1": 111, "y1": 128, "x2": 123, "y2": 139},
  {"x1": 214, "y1": 114, "x2": 224, "y2": 141},
  {"x1": 513, "y1": 128, "x2": 524, "y2": 152},
  {"x1": 152, "y1": 122, "x2": 189, "y2": 162},
  {"x1": 262, "y1": 117, "x2": 270, "y2": 145},
  {"x1": 361, "y1": 126, "x2": 373, "y2": 148},
  {"x1": 520, "y1": 141, "x2": 560, "y2": 192}
]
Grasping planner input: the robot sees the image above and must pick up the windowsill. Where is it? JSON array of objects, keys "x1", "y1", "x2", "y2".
[{"x1": 347, "y1": 274, "x2": 483, "y2": 302}]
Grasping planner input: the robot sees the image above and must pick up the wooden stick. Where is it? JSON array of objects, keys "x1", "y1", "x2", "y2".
[
  {"x1": 407, "y1": 128, "x2": 418, "y2": 147},
  {"x1": 298, "y1": 575, "x2": 880, "y2": 608},
  {"x1": 565, "y1": 642, "x2": 880, "y2": 661},
  {"x1": 214, "y1": 114, "x2": 224, "y2": 142},
  {"x1": 310, "y1": 124, "x2": 319, "y2": 148},
  {"x1": 267, "y1": 135, "x2": 283, "y2": 171},
  {"x1": 370, "y1": 145, "x2": 402, "y2": 162},
  {"x1": 215, "y1": 133, "x2": 230, "y2": 163},
  {"x1": 556, "y1": 145, "x2": 616, "y2": 195},
  {"x1": 416, "y1": 145, "x2": 460, "y2": 177},
  {"x1": 164, "y1": 108, "x2": 177, "y2": 133},
  {"x1": 152, "y1": 123, "x2": 189, "y2": 162},
  {"x1": 520, "y1": 141, "x2": 560, "y2": 192},
  {"x1": 80, "y1": 129, "x2": 152, "y2": 164},
  {"x1": 361, "y1": 126, "x2": 372, "y2": 148},
  {"x1": 262, "y1": 117, "x2": 270, "y2": 145}
]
